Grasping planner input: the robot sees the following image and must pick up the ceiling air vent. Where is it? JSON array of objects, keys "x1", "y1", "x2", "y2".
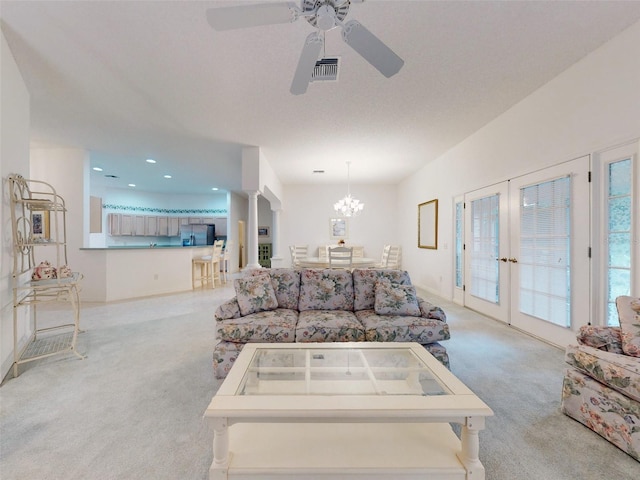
[{"x1": 311, "y1": 58, "x2": 340, "y2": 82}]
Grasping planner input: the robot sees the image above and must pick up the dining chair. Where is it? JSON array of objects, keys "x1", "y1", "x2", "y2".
[
  {"x1": 376, "y1": 244, "x2": 392, "y2": 268},
  {"x1": 386, "y1": 245, "x2": 402, "y2": 269},
  {"x1": 328, "y1": 246, "x2": 353, "y2": 269},
  {"x1": 289, "y1": 245, "x2": 308, "y2": 267}
]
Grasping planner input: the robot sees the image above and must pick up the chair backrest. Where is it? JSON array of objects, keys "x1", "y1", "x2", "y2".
[
  {"x1": 351, "y1": 246, "x2": 364, "y2": 258},
  {"x1": 290, "y1": 245, "x2": 308, "y2": 266},
  {"x1": 387, "y1": 245, "x2": 402, "y2": 269},
  {"x1": 380, "y1": 244, "x2": 392, "y2": 267},
  {"x1": 328, "y1": 246, "x2": 353, "y2": 269},
  {"x1": 212, "y1": 241, "x2": 224, "y2": 259}
]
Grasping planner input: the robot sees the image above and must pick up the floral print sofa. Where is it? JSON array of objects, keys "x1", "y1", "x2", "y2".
[
  {"x1": 213, "y1": 268, "x2": 450, "y2": 379},
  {"x1": 561, "y1": 296, "x2": 640, "y2": 461}
]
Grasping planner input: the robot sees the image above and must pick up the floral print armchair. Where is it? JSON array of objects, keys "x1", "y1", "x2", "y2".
[{"x1": 561, "y1": 296, "x2": 640, "y2": 461}]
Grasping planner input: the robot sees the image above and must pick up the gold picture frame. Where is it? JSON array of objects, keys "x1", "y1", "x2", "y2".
[
  {"x1": 31, "y1": 210, "x2": 50, "y2": 240},
  {"x1": 418, "y1": 199, "x2": 438, "y2": 249}
]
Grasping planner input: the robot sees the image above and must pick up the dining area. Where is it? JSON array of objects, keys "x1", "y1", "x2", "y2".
[{"x1": 289, "y1": 244, "x2": 402, "y2": 270}]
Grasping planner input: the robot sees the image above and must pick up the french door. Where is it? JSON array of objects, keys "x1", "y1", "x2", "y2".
[
  {"x1": 463, "y1": 156, "x2": 590, "y2": 347},
  {"x1": 463, "y1": 182, "x2": 510, "y2": 323}
]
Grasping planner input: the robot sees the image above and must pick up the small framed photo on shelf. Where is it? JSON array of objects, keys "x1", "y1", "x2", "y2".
[
  {"x1": 258, "y1": 226, "x2": 270, "y2": 237},
  {"x1": 31, "y1": 211, "x2": 50, "y2": 240},
  {"x1": 330, "y1": 218, "x2": 348, "y2": 240}
]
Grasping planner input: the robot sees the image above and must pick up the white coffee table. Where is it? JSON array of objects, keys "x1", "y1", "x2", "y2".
[{"x1": 204, "y1": 342, "x2": 493, "y2": 480}]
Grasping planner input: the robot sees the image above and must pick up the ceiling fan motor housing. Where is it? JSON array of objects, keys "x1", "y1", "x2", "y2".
[{"x1": 303, "y1": 0, "x2": 350, "y2": 30}]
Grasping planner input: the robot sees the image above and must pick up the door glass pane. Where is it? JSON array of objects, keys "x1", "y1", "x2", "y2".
[
  {"x1": 470, "y1": 195, "x2": 500, "y2": 303},
  {"x1": 455, "y1": 202, "x2": 463, "y2": 288},
  {"x1": 606, "y1": 158, "x2": 632, "y2": 326},
  {"x1": 519, "y1": 176, "x2": 571, "y2": 327}
]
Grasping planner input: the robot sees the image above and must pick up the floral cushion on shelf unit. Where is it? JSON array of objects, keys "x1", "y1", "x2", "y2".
[
  {"x1": 298, "y1": 269, "x2": 354, "y2": 311},
  {"x1": 234, "y1": 273, "x2": 278, "y2": 316},
  {"x1": 617, "y1": 296, "x2": 640, "y2": 357},
  {"x1": 58, "y1": 265, "x2": 73, "y2": 278},
  {"x1": 374, "y1": 280, "x2": 421, "y2": 316},
  {"x1": 32, "y1": 261, "x2": 56, "y2": 280}
]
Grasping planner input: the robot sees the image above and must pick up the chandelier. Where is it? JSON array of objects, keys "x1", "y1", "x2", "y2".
[{"x1": 334, "y1": 161, "x2": 364, "y2": 217}]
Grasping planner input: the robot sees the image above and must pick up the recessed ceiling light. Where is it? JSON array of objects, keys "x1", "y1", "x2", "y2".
[
  {"x1": 211, "y1": 187, "x2": 219, "y2": 191},
  {"x1": 164, "y1": 175, "x2": 172, "y2": 179},
  {"x1": 128, "y1": 183, "x2": 136, "y2": 187},
  {"x1": 92, "y1": 167, "x2": 103, "y2": 172},
  {"x1": 146, "y1": 159, "x2": 156, "y2": 164}
]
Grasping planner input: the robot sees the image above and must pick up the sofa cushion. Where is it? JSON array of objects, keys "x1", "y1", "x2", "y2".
[
  {"x1": 295, "y1": 310, "x2": 365, "y2": 342},
  {"x1": 217, "y1": 308, "x2": 298, "y2": 343},
  {"x1": 352, "y1": 269, "x2": 412, "y2": 311},
  {"x1": 298, "y1": 269, "x2": 354, "y2": 311},
  {"x1": 250, "y1": 268, "x2": 301, "y2": 310},
  {"x1": 355, "y1": 310, "x2": 451, "y2": 344},
  {"x1": 374, "y1": 280, "x2": 421, "y2": 316},
  {"x1": 565, "y1": 343, "x2": 640, "y2": 403},
  {"x1": 234, "y1": 273, "x2": 279, "y2": 316},
  {"x1": 617, "y1": 296, "x2": 640, "y2": 357}
]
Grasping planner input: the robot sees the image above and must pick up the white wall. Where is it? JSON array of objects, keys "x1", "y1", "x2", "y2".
[
  {"x1": 398, "y1": 19, "x2": 640, "y2": 299},
  {"x1": 281, "y1": 184, "x2": 398, "y2": 265},
  {"x1": 1, "y1": 31, "x2": 31, "y2": 378}
]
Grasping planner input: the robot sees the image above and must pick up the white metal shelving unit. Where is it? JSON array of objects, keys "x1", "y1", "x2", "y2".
[{"x1": 7, "y1": 174, "x2": 84, "y2": 378}]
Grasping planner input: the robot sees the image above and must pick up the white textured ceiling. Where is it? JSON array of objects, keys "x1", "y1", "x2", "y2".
[{"x1": 2, "y1": 0, "x2": 640, "y2": 195}]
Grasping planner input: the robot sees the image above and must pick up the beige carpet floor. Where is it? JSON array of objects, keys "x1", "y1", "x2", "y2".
[{"x1": 1, "y1": 283, "x2": 637, "y2": 479}]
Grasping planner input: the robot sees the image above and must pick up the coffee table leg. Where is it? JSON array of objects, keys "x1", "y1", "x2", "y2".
[
  {"x1": 457, "y1": 416, "x2": 486, "y2": 480},
  {"x1": 210, "y1": 418, "x2": 229, "y2": 480}
]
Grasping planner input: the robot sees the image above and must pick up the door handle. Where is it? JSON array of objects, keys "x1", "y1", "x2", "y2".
[
  {"x1": 509, "y1": 258, "x2": 518, "y2": 263},
  {"x1": 496, "y1": 257, "x2": 508, "y2": 262}
]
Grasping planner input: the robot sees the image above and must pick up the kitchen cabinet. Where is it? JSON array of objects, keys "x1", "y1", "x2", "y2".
[
  {"x1": 134, "y1": 215, "x2": 146, "y2": 235},
  {"x1": 108, "y1": 213, "x2": 120, "y2": 235},
  {"x1": 120, "y1": 214, "x2": 134, "y2": 235},
  {"x1": 157, "y1": 216, "x2": 169, "y2": 236},
  {"x1": 168, "y1": 217, "x2": 180, "y2": 236},
  {"x1": 145, "y1": 216, "x2": 158, "y2": 236}
]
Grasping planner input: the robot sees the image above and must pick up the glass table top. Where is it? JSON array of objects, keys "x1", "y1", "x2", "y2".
[{"x1": 237, "y1": 346, "x2": 449, "y2": 396}]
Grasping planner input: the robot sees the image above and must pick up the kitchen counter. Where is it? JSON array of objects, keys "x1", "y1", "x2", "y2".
[
  {"x1": 78, "y1": 245, "x2": 218, "y2": 301},
  {"x1": 81, "y1": 245, "x2": 212, "y2": 250}
]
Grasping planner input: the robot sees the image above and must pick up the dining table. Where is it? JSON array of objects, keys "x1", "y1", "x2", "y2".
[{"x1": 297, "y1": 256, "x2": 378, "y2": 268}]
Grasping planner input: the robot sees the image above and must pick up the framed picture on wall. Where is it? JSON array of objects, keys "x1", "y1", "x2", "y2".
[
  {"x1": 31, "y1": 211, "x2": 50, "y2": 240},
  {"x1": 258, "y1": 226, "x2": 270, "y2": 237},
  {"x1": 330, "y1": 218, "x2": 348, "y2": 240},
  {"x1": 418, "y1": 199, "x2": 438, "y2": 249}
]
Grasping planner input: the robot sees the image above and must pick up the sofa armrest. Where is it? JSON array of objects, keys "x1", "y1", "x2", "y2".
[
  {"x1": 418, "y1": 297, "x2": 447, "y2": 322},
  {"x1": 215, "y1": 297, "x2": 242, "y2": 321},
  {"x1": 576, "y1": 325, "x2": 624, "y2": 354}
]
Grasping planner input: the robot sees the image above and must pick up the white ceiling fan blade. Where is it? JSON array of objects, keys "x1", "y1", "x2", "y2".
[
  {"x1": 206, "y1": 2, "x2": 297, "y2": 31},
  {"x1": 341, "y1": 20, "x2": 404, "y2": 78},
  {"x1": 290, "y1": 32, "x2": 324, "y2": 95}
]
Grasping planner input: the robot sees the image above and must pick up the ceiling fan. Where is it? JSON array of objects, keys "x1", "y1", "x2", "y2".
[{"x1": 206, "y1": 0, "x2": 404, "y2": 95}]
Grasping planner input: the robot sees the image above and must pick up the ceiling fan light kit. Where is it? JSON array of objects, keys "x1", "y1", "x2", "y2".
[{"x1": 206, "y1": 0, "x2": 404, "y2": 95}]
